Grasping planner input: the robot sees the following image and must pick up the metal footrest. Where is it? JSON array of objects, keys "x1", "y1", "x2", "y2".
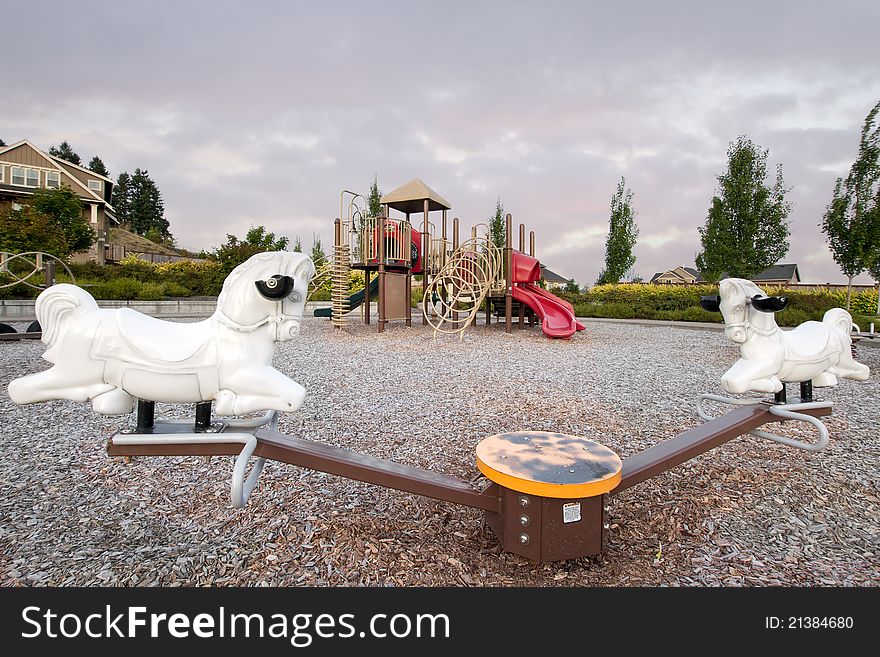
[
  {"x1": 697, "y1": 394, "x2": 832, "y2": 452},
  {"x1": 111, "y1": 410, "x2": 279, "y2": 507}
]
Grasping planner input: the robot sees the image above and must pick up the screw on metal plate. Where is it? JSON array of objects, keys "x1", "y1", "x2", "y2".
[
  {"x1": 603, "y1": 523, "x2": 610, "y2": 530},
  {"x1": 519, "y1": 533, "x2": 530, "y2": 545},
  {"x1": 519, "y1": 515, "x2": 529, "y2": 527},
  {"x1": 518, "y1": 496, "x2": 530, "y2": 508}
]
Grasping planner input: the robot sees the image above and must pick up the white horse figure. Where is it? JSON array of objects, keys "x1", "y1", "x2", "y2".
[
  {"x1": 702, "y1": 277, "x2": 869, "y2": 394},
  {"x1": 8, "y1": 251, "x2": 315, "y2": 416}
]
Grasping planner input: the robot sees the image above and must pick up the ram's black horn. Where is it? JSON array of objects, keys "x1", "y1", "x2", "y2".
[
  {"x1": 699, "y1": 295, "x2": 721, "y2": 312},
  {"x1": 750, "y1": 295, "x2": 789, "y2": 312},
  {"x1": 255, "y1": 275, "x2": 295, "y2": 299}
]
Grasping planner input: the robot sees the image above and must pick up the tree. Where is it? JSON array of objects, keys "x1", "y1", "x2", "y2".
[
  {"x1": 368, "y1": 176, "x2": 382, "y2": 217},
  {"x1": 48, "y1": 141, "x2": 81, "y2": 166},
  {"x1": 0, "y1": 187, "x2": 94, "y2": 258},
  {"x1": 868, "y1": 247, "x2": 880, "y2": 317},
  {"x1": 0, "y1": 205, "x2": 70, "y2": 258},
  {"x1": 821, "y1": 101, "x2": 880, "y2": 310},
  {"x1": 112, "y1": 172, "x2": 133, "y2": 228},
  {"x1": 29, "y1": 186, "x2": 94, "y2": 254},
  {"x1": 596, "y1": 177, "x2": 639, "y2": 285},
  {"x1": 489, "y1": 198, "x2": 505, "y2": 250},
  {"x1": 696, "y1": 136, "x2": 791, "y2": 281},
  {"x1": 292, "y1": 236, "x2": 303, "y2": 253},
  {"x1": 129, "y1": 168, "x2": 169, "y2": 237},
  {"x1": 310, "y1": 233, "x2": 326, "y2": 265},
  {"x1": 212, "y1": 225, "x2": 289, "y2": 274},
  {"x1": 564, "y1": 279, "x2": 581, "y2": 293},
  {"x1": 0, "y1": 138, "x2": 6, "y2": 147},
  {"x1": 88, "y1": 156, "x2": 110, "y2": 177}
]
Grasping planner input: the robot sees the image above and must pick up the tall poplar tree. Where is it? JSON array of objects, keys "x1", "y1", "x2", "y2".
[
  {"x1": 489, "y1": 198, "x2": 505, "y2": 250},
  {"x1": 368, "y1": 176, "x2": 383, "y2": 217},
  {"x1": 696, "y1": 136, "x2": 791, "y2": 281},
  {"x1": 597, "y1": 177, "x2": 639, "y2": 284},
  {"x1": 821, "y1": 101, "x2": 880, "y2": 310}
]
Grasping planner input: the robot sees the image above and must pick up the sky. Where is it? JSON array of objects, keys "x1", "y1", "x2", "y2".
[{"x1": 3, "y1": 0, "x2": 879, "y2": 285}]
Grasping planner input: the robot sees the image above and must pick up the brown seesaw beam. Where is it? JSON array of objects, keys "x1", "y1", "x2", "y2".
[{"x1": 106, "y1": 402, "x2": 831, "y2": 562}]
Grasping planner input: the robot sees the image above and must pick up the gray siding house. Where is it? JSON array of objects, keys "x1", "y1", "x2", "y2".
[{"x1": 0, "y1": 139, "x2": 116, "y2": 263}]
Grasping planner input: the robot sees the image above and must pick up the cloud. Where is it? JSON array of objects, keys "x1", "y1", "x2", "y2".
[{"x1": 2, "y1": 1, "x2": 878, "y2": 285}]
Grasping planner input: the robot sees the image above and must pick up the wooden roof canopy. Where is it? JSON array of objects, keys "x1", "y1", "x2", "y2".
[{"x1": 380, "y1": 178, "x2": 451, "y2": 214}]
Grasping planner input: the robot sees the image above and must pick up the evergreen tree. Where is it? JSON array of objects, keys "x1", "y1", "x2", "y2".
[
  {"x1": 129, "y1": 168, "x2": 168, "y2": 237},
  {"x1": 48, "y1": 140, "x2": 81, "y2": 165},
  {"x1": 696, "y1": 136, "x2": 791, "y2": 281},
  {"x1": 596, "y1": 177, "x2": 639, "y2": 285},
  {"x1": 88, "y1": 156, "x2": 110, "y2": 177},
  {"x1": 821, "y1": 101, "x2": 880, "y2": 310},
  {"x1": 368, "y1": 175, "x2": 383, "y2": 217},
  {"x1": 112, "y1": 172, "x2": 133, "y2": 228},
  {"x1": 489, "y1": 198, "x2": 505, "y2": 250},
  {"x1": 292, "y1": 236, "x2": 303, "y2": 253},
  {"x1": 310, "y1": 234, "x2": 326, "y2": 265}
]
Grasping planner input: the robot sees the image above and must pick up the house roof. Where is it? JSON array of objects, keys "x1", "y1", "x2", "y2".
[
  {"x1": 0, "y1": 139, "x2": 112, "y2": 209},
  {"x1": 540, "y1": 265, "x2": 570, "y2": 284},
  {"x1": 380, "y1": 178, "x2": 451, "y2": 214},
  {"x1": 682, "y1": 266, "x2": 703, "y2": 281},
  {"x1": 751, "y1": 263, "x2": 800, "y2": 282}
]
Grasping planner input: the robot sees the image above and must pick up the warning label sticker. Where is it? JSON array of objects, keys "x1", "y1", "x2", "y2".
[{"x1": 563, "y1": 502, "x2": 581, "y2": 524}]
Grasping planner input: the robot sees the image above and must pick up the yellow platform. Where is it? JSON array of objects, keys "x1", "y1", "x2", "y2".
[{"x1": 476, "y1": 431, "x2": 622, "y2": 498}]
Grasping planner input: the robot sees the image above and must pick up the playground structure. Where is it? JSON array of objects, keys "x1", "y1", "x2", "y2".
[
  {"x1": 316, "y1": 179, "x2": 584, "y2": 339},
  {"x1": 7, "y1": 253, "x2": 871, "y2": 562}
]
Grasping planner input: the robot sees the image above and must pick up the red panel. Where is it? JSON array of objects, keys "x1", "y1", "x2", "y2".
[{"x1": 410, "y1": 227, "x2": 422, "y2": 273}]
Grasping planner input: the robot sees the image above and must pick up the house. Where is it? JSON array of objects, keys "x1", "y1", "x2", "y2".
[
  {"x1": 651, "y1": 263, "x2": 801, "y2": 286},
  {"x1": 0, "y1": 139, "x2": 116, "y2": 264},
  {"x1": 650, "y1": 266, "x2": 704, "y2": 285},
  {"x1": 540, "y1": 265, "x2": 573, "y2": 290}
]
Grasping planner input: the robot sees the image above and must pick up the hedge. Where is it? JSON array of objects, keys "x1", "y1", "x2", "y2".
[{"x1": 557, "y1": 283, "x2": 878, "y2": 327}]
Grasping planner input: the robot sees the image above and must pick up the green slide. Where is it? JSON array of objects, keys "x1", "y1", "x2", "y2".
[{"x1": 314, "y1": 276, "x2": 380, "y2": 317}]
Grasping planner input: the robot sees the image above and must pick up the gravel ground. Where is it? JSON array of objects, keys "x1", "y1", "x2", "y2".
[{"x1": 1, "y1": 317, "x2": 877, "y2": 587}]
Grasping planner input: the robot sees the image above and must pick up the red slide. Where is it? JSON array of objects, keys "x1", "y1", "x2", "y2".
[
  {"x1": 512, "y1": 283, "x2": 584, "y2": 339},
  {"x1": 509, "y1": 250, "x2": 585, "y2": 338}
]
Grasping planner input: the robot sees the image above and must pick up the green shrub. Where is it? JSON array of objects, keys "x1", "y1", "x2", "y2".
[
  {"x1": 775, "y1": 307, "x2": 822, "y2": 327},
  {"x1": 309, "y1": 288, "x2": 331, "y2": 302},
  {"x1": 136, "y1": 282, "x2": 166, "y2": 301},
  {"x1": 91, "y1": 277, "x2": 141, "y2": 300},
  {"x1": 161, "y1": 282, "x2": 191, "y2": 297}
]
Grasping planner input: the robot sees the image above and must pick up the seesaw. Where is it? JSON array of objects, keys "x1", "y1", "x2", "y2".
[{"x1": 7, "y1": 253, "x2": 869, "y2": 562}]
